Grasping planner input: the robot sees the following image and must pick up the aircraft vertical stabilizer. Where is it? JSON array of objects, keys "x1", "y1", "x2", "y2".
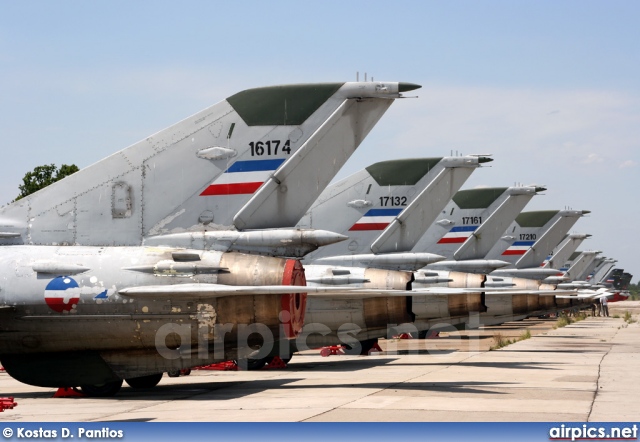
[
  {"x1": 370, "y1": 156, "x2": 490, "y2": 254},
  {"x1": 572, "y1": 251, "x2": 604, "y2": 281},
  {"x1": 0, "y1": 81, "x2": 418, "y2": 247},
  {"x1": 590, "y1": 259, "x2": 617, "y2": 284},
  {"x1": 513, "y1": 210, "x2": 588, "y2": 269},
  {"x1": 452, "y1": 186, "x2": 543, "y2": 261},
  {"x1": 301, "y1": 155, "x2": 486, "y2": 266},
  {"x1": 561, "y1": 250, "x2": 601, "y2": 282},
  {"x1": 542, "y1": 233, "x2": 591, "y2": 270},
  {"x1": 232, "y1": 83, "x2": 411, "y2": 230}
]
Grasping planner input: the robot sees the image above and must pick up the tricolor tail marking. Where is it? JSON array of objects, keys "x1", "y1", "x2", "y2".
[
  {"x1": 349, "y1": 208, "x2": 403, "y2": 231},
  {"x1": 437, "y1": 225, "x2": 478, "y2": 244},
  {"x1": 200, "y1": 159, "x2": 286, "y2": 196},
  {"x1": 502, "y1": 240, "x2": 536, "y2": 256}
]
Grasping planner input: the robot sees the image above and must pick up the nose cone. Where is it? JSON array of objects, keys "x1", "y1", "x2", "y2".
[
  {"x1": 306, "y1": 230, "x2": 349, "y2": 246},
  {"x1": 398, "y1": 82, "x2": 422, "y2": 92},
  {"x1": 478, "y1": 156, "x2": 494, "y2": 164},
  {"x1": 415, "y1": 253, "x2": 447, "y2": 264},
  {"x1": 535, "y1": 186, "x2": 547, "y2": 192}
]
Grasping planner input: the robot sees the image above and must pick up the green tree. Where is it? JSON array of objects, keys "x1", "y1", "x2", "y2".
[{"x1": 15, "y1": 163, "x2": 79, "y2": 201}]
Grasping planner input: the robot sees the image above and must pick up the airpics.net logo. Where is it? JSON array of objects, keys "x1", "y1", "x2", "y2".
[{"x1": 549, "y1": 424, "x2": 638, "y2": 441}]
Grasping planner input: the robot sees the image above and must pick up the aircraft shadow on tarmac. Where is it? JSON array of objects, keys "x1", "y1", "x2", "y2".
[
  {"x1": 386, "y1": 361, "x2": 562, "y2": 370},
  {"x1": 121, "y1": 378, "x2": 515, "y2": 400}
]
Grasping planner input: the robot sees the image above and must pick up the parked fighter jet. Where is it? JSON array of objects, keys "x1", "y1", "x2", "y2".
[
  {"x1": 541, "y1": 233, "x2": 591, "y2": 273},
  {"x1": 488, "y1": 210, "x2": 589, "y2": 280},
  {"x1": 420, "y1": 186, "x2": 544, "y2": 275},
  {"x1": 0, "y1": 81, "x2": 421, "y2": 395},
  {"x1": 300, "y1": 155, "x2": 490, "y2": 270},
  {"x1": 259, "y1": 172, "x2": 569, "y2": 354},
  {"x1": 554, "y1": 250, "x2": 602, "y2": 287}
]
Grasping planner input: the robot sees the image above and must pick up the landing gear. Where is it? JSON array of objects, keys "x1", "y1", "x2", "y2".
[
  {"x1": 79, "y1": 379, "x2": 123, "y2": 397},
  {"x1": 342, "y1": 338, "x2": 378, "y2": 355},
  {"x1": 235, "y1": 358, "x2": 268, "y2": 371},
  {"x1": 125, "y1": 373, "x2": 163, "y2": 389},
  {"x1": 167, "y1": 369, "x2": 191, "y2": 378},
  {"x1": 236, "y1": 354, "x2": 293, "y2": 370}
]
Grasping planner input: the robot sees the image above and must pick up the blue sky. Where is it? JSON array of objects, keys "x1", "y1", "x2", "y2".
[{"x1": 1, "y1": 0, "x2": 638, "y2": 281}]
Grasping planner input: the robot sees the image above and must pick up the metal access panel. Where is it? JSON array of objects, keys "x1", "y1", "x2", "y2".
[{"x1": 112, "y1": 182, "x2": 133, "y2": 218}]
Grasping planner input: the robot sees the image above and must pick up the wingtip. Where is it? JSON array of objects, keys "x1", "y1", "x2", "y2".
[{"x1": 398, "y1": 82, "x2": 422, "y2": 92}]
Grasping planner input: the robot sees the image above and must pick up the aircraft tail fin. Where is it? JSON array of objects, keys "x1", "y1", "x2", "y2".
[
  {"x1": 1, "y1": 81, "x2": 417, "y2": 247},
  {"x1": 232, "y1": 97, "x2": 394, "y2": 230},
  {"x1": 513, "y1": 210, "x2": 588, "y2": 269},
  {"x1": 562, "y1": 250, "x2": 601, "y2": 281},
  {"x1": 302, "y1": 156, "x2": 484, "y2": 262},
  {"x1": 542, "y1": 233, "x2": 591, "y2": 269},
  {"x1": 453, "y1": 186, "x2": 542, "y2": 261},
  {"x1": 371, "y1": 156, "x2": 488, "y2": 254}
]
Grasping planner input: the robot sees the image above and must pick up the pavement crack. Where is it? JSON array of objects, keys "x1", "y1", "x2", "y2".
[{"x1": 586, "y1": 325, "x2": 618, "y2": 422}]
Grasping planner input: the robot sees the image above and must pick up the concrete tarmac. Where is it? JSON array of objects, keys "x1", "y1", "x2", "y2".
[{"x1": 1, "y1": 301, "x2": 638, "y2": 422}]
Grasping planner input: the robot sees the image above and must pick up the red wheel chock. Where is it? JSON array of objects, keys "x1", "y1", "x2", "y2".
[
  {"x1": 194, "y1": 361, "x2": 238, "y2": 371},
  {"x1": 263, "y1": 356, "x2": 287, "y2": 369},
  {"x1": 53, "y1": 387, "x2": 85, "y2": 398},
  {"x1": 320, "y1": 346, "x2": 345, "y2": 357},
  {"x1": 0, "y1": 397, "x2": 18, "y2": 411}
]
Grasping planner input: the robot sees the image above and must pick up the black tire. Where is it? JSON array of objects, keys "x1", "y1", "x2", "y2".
[
  {"x1": 410, "y1": 330, "x2": 429, "y2": 339},
  {"x1": 125, "y1": 373, "x2": 163, "y2": 389},
  {"x1": 237, "y1": 357, "x2": 267, "y2": 371},
  {"x1": 264, "y1": 355, "x2": 292, "y2": 365},
  {"x1": 167, "y1": 370, "x2": 181, "y2": 378},
  {"x1": 79, "y1": 379, "x2": 123, "y2": 397},
  {"x1": 342, "y1": 338, "x2": 378, "y2": 356}
]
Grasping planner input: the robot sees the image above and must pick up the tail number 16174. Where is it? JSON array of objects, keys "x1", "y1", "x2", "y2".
[{"x1": 249, "y1": 140, "x2": 291, "y2": 156}]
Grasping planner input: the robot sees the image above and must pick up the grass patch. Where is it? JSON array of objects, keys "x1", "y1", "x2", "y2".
[
  {"x1": 490, "y1": 329, "x2": 532, "y2": 350},
  {"x1": 519, "y1": 330, "x2": 532, "y2": 340},
  {"x1": 552, "y1": 311, "x2": 588, "y2": 329},
  {"x1": 613, "y1": 314, "x2": 621, "y2": 319},
  {"x1": 624, "y1": 311, "x2": 637, "y2": 324},
  {"x1": 554, "y1": 314, "x2": 573, "y2": 329}
]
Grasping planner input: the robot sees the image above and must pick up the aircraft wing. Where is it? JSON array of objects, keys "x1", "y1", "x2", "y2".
[
  {"x1": 485, "y1": 289, "x2": 578, "y2": 296},
  {"x1": 119, "y1": 285, "x2": 579, "y2": 300},
  {"x1": 119, "y1": 284, "x2": 416, "y2": 300},
  {"x1": 555, "y1": 290, "x2": 611, "y2": 300},
  {"x1": 309, "y1": 287, "x2": 577, "y2": 298}
]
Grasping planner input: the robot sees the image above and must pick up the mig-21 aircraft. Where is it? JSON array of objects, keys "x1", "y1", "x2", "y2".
[{"x1": 0, "y1": 81, "x2": 421, "y2": 395}]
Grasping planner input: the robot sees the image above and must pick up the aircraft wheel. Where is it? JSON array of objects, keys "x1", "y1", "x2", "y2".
[
  {"x1": 410, "y1": 330, "x2": 429, "y2": 339},
  {"x1": 235, "y1": 358, "x2": 268, "y2": 371},
  {"x1": 342, "y1": 338, "x2": 378, "y2": 356},
  {"x1": 125, "y1": 373, "x2": 163, "y2": 389},
  {"x1": 264, "y1": 355, "x2": 292, "y2": 365},
  {"x1": 167, "y1": 369, "x2": 191, "y2": 377},
  {"x1": 79, "y1": 379, "x2": 123, "y2": 397}
]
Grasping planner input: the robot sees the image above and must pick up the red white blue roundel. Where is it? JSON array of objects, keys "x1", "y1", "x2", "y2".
[{"x1": 44, "y1": 276, "x2": 80, "y2": 313}]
